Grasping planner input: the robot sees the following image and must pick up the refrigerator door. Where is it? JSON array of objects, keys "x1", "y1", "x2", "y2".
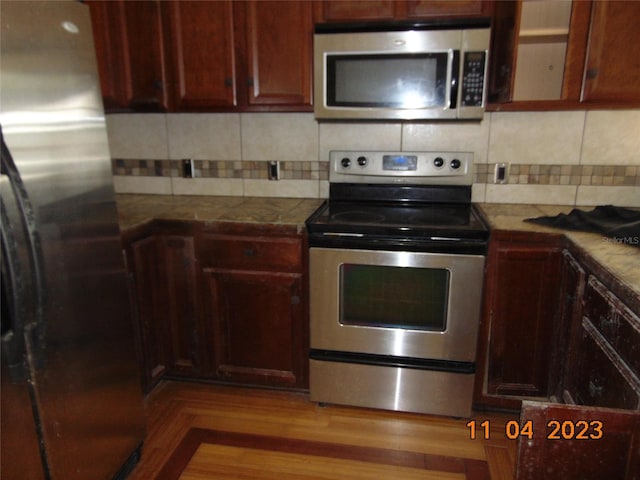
[{"x1": 0, "y1": 2, "x2": 145, "y2": 478}]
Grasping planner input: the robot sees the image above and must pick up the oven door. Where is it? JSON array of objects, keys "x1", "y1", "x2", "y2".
[{"x1": 309, "y1": 247, "x2": 485, "y2": 362}]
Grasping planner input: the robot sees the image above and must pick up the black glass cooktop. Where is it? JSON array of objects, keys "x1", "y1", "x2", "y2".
[
  {"x1": 307, "y1": 200, "x2": 487, "y2": 237},
  {"x1": 305, "y1": 184, "x2": 489, "y2": 254}
]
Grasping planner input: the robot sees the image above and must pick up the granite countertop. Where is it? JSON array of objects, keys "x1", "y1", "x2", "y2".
[
  {"x1": 116, "y1": 195, "x2": 639, "y2": 301},
  {"x1": 116, "y1": 194, "x2": 324, "y2": 231},
  {"x1": 478, "y1": 204, "x2": 640, "y2": 301}
]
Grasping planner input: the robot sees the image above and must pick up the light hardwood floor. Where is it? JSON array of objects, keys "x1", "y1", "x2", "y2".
[{"x1": 129, "y1": 381, "x2": 517, "y2": 480}]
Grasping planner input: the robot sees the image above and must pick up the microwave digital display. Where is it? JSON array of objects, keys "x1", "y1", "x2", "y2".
[{"x1": 327, "y1": 53, "x2": 447, "y2": 108}]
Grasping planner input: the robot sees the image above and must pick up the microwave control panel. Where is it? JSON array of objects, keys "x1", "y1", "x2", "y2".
[{"x1": 461, "y1": 52, "x2": 486, "y2": 107}]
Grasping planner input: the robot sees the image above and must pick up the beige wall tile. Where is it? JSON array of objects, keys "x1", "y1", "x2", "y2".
[
  {"x1": 112, "y1": 175, "x2": 172, "y2": 194},
  {"x1": 167, "y1": 113, "x2": 241, "y2": 160},
  {"x1": 485, "y1": 184, "x2": 577, "y2": 205},
  {"x1": 243, "y1": 179, "x2": 319, "y2": 198},
  {"x1": 241, "y1": 113, "x2": 318, "y2": 161},
  {"x1": 581, "y1": 110, "x2": 640, "y2": 165},
  {"x1": 575, "y1": 186, "x2": 640, "y2": 207},
  {"x1": 403, "y1": 116, "x2": 490, "y2": 163},
  {"x1": 318, "y1": 122, "x2": 401, "y2": 161},
  {"x1": 106, "y1": 114, "x2": 168, "y2": 159},
  {"x1": 171, "y1": 177, "x2": 243, "y2": 196},
  {"x1": 471, "y1": 183, "x2": 486, "y2": 203},
  {"x1": 489, "y1": 111, "x2": 584, "y2": 165}
]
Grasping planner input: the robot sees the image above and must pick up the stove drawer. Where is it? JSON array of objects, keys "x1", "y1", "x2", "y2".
[{"x1": 200, "y1": 234, "x2": 302, "y2": 272}]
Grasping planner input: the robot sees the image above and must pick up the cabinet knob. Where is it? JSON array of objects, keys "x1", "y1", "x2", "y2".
[
  {"x1": 247, "y1": 77, "x2": 255, "y2": 87},
  {"x1": 586, "y1": 69, "x2": 599, "y2": 80},
  {"x1": 153, "y1": 78, "x2": 163, "y2": 91},
  {"x1": 243, "y1": 248, "x2": 256, "y2": 258},
  {"x1": 224, "y1": 78, "x2": 233, "y2": 87},
  {"x1": 588, "y1": 380, "x2": 604, "y2": 398}
]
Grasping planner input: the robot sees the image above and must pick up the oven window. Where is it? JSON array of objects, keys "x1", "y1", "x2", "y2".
[
  {"x1": 327, "y1": 53, "x2": 448, "y2": 108},
  {"x1": 339, "y1": 264, "x2": 449, "y2": 331}
]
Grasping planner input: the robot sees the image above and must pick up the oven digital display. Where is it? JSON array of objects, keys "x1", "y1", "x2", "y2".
[{"x1": 382, "y1": 155, "x2": 417, "y2": 171}]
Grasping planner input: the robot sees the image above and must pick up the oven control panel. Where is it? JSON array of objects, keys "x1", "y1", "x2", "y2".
[{"x1": 329, "y1": 151, "x2": 474, "y2": 185}]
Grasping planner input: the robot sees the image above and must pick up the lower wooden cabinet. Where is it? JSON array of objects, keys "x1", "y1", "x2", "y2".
[
  {"x1": 476, "y1": 230, "x2": 640, "y2": 416},
  {"x1": 204, "y1": 269, "x2": 305, "y2": 387},
  {"x1": 475, "y1": 231, "x2": 564, "y2": 409},
  {"x1": 123, "y1": 220, "x2": 308, "y2": 392}
]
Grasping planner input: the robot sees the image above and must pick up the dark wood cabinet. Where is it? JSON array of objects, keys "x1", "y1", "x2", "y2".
[
  {"x1": 488, "y1": 0, "x2": 640, "y2": 109},
  {"x1": 316, "y1": 0, "x2": 491, "y2": 22},
  {"x1": 164, "y1": 1, "x2": 237, "y2": 109},
  {"x1": 200, "y1": 229, "x2": 308, "y2": 388},
  {"x1": 127, "y1": 233, "x2": 166, "y2": 391},
  {"x1": 580, "y1": 1, "x2": 640, "y2": 103},
  {"x1": 123, "y1": 221, "x2": 309, "y2": 391},
  {"x1": 242, "y1": 1, "x2": 313, "y2": 108},
  {"x1": 563, "y1": 276, "x2": 640, "y2": 410},
  {"x1": 516, "y1": 401, "x2": 640, "y2": 480},
  {"x1": 88, "y1": 0, "x2": 313, "y2": 112},
  {"x1": 158, "y1": 234, "x2": 209, "y2": 378},
  {"x1": 476, "y1": 232, "x2": 563, "y2": 409},
  {"x1": 124, "y1": 222, "x2": 210, "y2": 392},
  {"x1": 204, "y1": 269, "x2": 305, "y2": 387},
  {"x1": 88, "y1": 0, "x2": 171, "y2": 111}
]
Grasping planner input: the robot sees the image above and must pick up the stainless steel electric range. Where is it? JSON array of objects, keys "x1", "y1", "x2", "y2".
[{"x1": 306, "y1": 150, "x2": 489, "y2": 418}]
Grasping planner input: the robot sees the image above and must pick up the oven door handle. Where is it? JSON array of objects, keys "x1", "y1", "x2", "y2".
[{"x1": 322, "y1": 232, "x2": 364, "y2": 238}]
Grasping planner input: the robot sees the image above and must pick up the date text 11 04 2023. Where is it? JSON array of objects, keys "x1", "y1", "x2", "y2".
[{"x1": 466, "y1": 419, "x2": 604, "y2": 441}]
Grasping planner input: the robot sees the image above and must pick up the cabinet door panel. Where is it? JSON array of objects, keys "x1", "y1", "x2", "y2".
[
  {"x1": 569, "y1": 318, "x2": 640, "y2": 410},
  {"x1": 205, "y1": 269, "x2": 305, "y2": 387},
  {"x1": 516, "y1": 401, "x2": 640, "y2": 480},
  {"x1": 406, "y1": 1, "x2": 488, "y2": 18},
  {"x1": 319, "y1": 1, "x2": 397, "y2": 21},
  {"x1": 165, "y1": 1, "x2": 236, "y2": 109},
  {"x1": 86, "y1": 1, "x2": 129, "y2": 109},
  {"x1": 486, "y1": 243, "x2": 562, "y2": 398},
  {"x1": 121, "y1": 0, "x2": 171, "y2": 110},
  {"x1": 130, "y1": 236, "x2": 166, "y2": 390},
  {"x1": 582, "y1": 1, "x2": 640, "y2": 102},
  {"x1": 244, "y1": 1, "x2": 312, "y2": 107},
  {"x1": 161, "y1": 235, "x2": 207, "y2": 376}
]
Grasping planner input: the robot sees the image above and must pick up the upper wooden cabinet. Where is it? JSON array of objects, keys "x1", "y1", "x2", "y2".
[
  {"x1": 88, "y1": 0, "x2": 313, "y2": 112},
  {"x1": 87, "y1": 0, "x2": 171, "y2": 111},
  {"x1": 316, "y1": 0, "x2": 492, "y2": 22},
  {"x1": 489, "y1": 0, "x2": 640, "y2": 109},
  {"x1": 164, "y1": 1, "x2": 237, "y2": 109}
]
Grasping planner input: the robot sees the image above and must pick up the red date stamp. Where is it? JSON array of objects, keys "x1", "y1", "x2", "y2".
[{"x1": 466, "y1": 419, "x2": 604, "y2": 440}]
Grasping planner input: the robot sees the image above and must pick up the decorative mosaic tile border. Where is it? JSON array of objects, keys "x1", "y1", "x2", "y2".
[
  {"x1": 474, "y1": 164, "x2": 640, "y2": 186},
  {"x1": 112, "y1": 159, "x2": 329, "y2": 181},
  {"x1": 113, "y1": 159, "x2": 638, "y2": 187}
]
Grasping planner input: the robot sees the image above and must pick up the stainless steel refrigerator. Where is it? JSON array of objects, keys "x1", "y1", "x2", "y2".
[{"x1": 1, "y1": 2, "x2": 145, "y2": 478}]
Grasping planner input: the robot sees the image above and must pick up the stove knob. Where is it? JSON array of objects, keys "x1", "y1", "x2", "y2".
[
  {"x1": 450, "y1": 158, "x2": 462, "y2": 170},
  {"x1": 433, "y1": 157, "x2": 444, "y2": 168},
  {"x1": 357, "y1": 156, "x2": 368, "y2": 167},
  {"x1": 341, "y1": 157, "x2": 351, "y2": 168}
]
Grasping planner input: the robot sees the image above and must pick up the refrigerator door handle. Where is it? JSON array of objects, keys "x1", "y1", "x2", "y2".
[{"x1": 0, "y1": 128, "x2": 47, "y2": 371}]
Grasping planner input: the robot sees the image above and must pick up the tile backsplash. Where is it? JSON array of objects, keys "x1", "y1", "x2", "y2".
[{"x1": 107, "y1": 110, "x2": 640, "y2": 206}]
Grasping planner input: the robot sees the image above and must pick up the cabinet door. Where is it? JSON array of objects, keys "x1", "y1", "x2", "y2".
[
  {"x1": 484, "y1": 240, "x2": 563, "y2": 399},
  {"x1": 86, "y1": 1, "x2": 129, "y2": 109},
  {"x1": 129, "y1": 236, "x2": 166, "y2": 391},
  {"x1": 555, "y1": 250, "x2": 586, "y2": 403},
  {"x1": 318, "y1": 1, "x2": 398, "y2": 21},
  {"x1": 582, "y1": 1, "x2": 640, "y2": 103},
  {"x1": 243, "y1": 1, "x2": 313, "y2": 108},
  {"x1": 159, "y1": 235, "x2": 209, "y2": 377},
  {"x1": 516, "y1": 401, "x2": 640, "y2": 480},
  {"x1": 204, "y1": 269, "x2": 306, "y2": 388},
  {"x1": 165, "y1": 1, "x2": 237, "y2": 109}
]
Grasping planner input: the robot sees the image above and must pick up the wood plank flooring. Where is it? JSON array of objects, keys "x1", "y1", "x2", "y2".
[{"x1": 129, "y1": 381, "x2": 517, "y2": 480}]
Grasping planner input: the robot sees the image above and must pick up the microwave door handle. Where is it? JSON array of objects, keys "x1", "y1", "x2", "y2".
[{"x1": 450, "y1": 50, "x2": 460, "y2": 109}]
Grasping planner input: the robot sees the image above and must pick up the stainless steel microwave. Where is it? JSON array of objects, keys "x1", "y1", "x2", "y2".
[{"x1": 314, "y1": 19, "x2": 491, "y2": 120}]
